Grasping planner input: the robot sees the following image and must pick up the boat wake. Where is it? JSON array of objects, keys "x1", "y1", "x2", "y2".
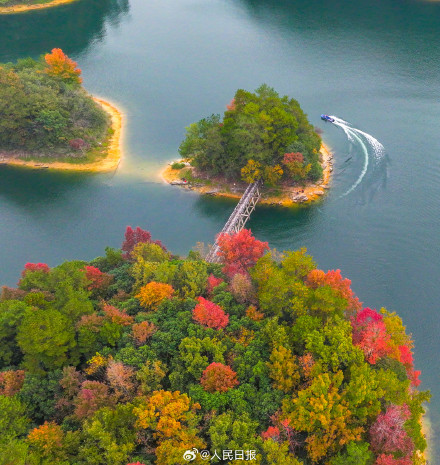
[{"x1": 328, "y1": 116, "x2": 384, "y2": 197}]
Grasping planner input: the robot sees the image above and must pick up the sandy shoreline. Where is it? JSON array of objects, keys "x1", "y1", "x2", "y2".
[
  {"x1": 0, "y1": 0, "x2": 78, "y2": 14},
  {"x1": 0, "y1": 98, "x2": 123, "y2": 173},
  {"x1": 161, "y1": 143, "x2": 333, "y2": 206}
]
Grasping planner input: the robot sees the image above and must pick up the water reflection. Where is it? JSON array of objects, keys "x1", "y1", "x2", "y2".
[
  {"x1": 0, "y1": 166, "x2": 101, "y2": 210},
  {"x1": 0, "y1": 0, "x2": 129, "y2": 61}
]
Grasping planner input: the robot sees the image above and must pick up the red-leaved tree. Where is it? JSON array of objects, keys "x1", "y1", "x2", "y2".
[
  {"x1": 261, "y1": 425, "x2": 280, "y2": 441},
  {"x1": 207, "y1": 274, "x2": 224, "y2": 296},
  {"x1": 217, "y1": 229, "x2": 268, "y2": 277},
  {"x1": 82, "y1": 266, "x2": 112, "y2": 291},
  {"x1": 370, "y1": 404, "x2": 413, "y2": 455},
  {"x1": 21, "y1": 262, "x2": 50, "y2": 277},
  {"x1": 283, "y1": 152, "x2": 304, "y2": 165},
  {"x1": 351, "y1": 308, "x2": 393, "y2": 364},
  {"x1": 121, "y1": 226, "x2": 166, "y2": 259},
  {"x1": 200, "y1": 362, "x2": 239, "y2": 393},
  {"x1": 192, "y1": 297, "x2": 229, "y2": 329}
]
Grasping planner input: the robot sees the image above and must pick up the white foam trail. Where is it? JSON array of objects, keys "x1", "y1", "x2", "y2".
[
  {"x1": 329, "y1": 115, "x2": 384, "y2": 161},
  {"x1": 336, "y1": 122, "x2": 355, "y2": 143},
  {"x1": 350, "y1": 128, "x2": 384, "y2": 160},
  {"x1": 339, "y1": 127, "x2": 369, "y2": 197},
  {"x1": 329, "y1": 115, "x2": 350, "y2": 125}
]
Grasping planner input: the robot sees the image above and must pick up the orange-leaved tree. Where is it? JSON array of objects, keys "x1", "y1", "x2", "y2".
[
  {"x1": 132, "y1": 321, "x2": 157, "y2": 346},
  {"x1": 136, "y1": 282, "x2": 174, "y2": 310},
  {"x1": 200, "y1": 362, "x2": 239, "y2": 393},
  {"x1": 27, "y1": 421, "x2": 65, "y2": 460},
  {"x1": 44, "y1": 48, "x2": 82, "y2": 85}
]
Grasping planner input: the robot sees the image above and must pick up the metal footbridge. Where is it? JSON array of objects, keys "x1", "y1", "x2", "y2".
[{"x1": 205, "y1": 180, "x2": 262, "y2": 263}]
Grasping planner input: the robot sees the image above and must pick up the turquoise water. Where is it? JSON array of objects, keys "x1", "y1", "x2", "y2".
[{"x1": 1, "y1": 0, "x2": 440, "y2": 459}]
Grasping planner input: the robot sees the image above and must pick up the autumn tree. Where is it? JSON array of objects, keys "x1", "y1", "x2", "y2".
[
  {"x1": 369, "y1": 404, "x2": 413, "y2": 455},
  {"x1": 283, "y1": 152, "x2": 311, "y2": 180},
  {"x1": 192, "y1": 297, "x2": 229, "y2": 329},
  {"x1": 74, "y1": 381, "x2": 115, "y2": 419},
  {"x1": 351, "y1": 308, "x2": 393, "y2": 364},
  {"x1": 263, "y1": 164, "x2": 284, "y2": 185},
  {"x1": 82, "y1": 265, "x2": 113, "y2": 291},
  {"x1": 207, "y1": 274, "x2": 224, "y2": 296},
  {"x1": 106, "y1": 360, "x2": 136, "y2": 399},
  {"x1": 44, "y1": 48, "x2": 82, "y2": 85},
  {"x1": 0, "y1": 369, "x2": 25, "y2": 396},
  {"x1": 217, "y1": 229, "x2": 268, "y2": 277},
  {"x1": 103, "y1": 304, "x2": 133, "y2": 326},
  {"x1": 306, "y1": 268, "x2": 362, "y2": 314},
  {"x1": 200, "y1": 362, "x2": 239, "y2": 393},
  {"x1": 241, "y1": 159, "x2": 262, "y2": 183},
  {"x1": 230, "y1": 273, "x2": 256, "y2": 304},
  {"x1": 134, "y1": 390, "x2": 206, "y2": 465},
  {"x1": 267, "y1": 346, "x2": 300, "y2": 393},
  {"x1": 122, "y1": 226, "x2": 166, "y2": 259},
  {"x1": 282, "y1": 370, "x2": 364, "y2": 462},
  {"x1": 136, "y1": 282, "x2": 174, "y2": 310},
  {"x1": 27, "y1": 421, "x2": 65, "y2": 461},
  {"x1": 132, "y1": 320, "x2": 157, "y2": 346}
]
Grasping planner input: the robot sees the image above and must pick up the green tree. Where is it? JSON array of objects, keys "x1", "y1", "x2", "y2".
[
  {"x1": 0, "y1": 395, "x2": 30, "y2": 443},
  {"x1": 17, "y1": 308, "x2": 77, "y2": 373},
  {"x1": 0, "y1": 300, "x2": 29, "y2": 368},
  {"x1": 78, "y1": 405, "x2": 137, "y2": 465}
]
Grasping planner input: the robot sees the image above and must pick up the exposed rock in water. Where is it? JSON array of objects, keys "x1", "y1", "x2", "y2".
[{"x1": 291, "y1": 194, "x2": 309, "y2": 203}]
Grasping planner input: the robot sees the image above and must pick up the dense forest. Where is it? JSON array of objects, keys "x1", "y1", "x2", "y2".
[
  {"x1": 0, "y1": 50, "x2": 109, "y2": 157},
  {"x1": 179, "y1": 85, "x2": 323, "y2": 184},
  {"x1": 0, "y1": 226, "x2": 429, "y2": 464}
]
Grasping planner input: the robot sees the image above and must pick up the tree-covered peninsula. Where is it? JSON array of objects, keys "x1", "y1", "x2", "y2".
[
  {"x1": 0, "y1": 227, "x2": 429, "y2": 465},
  {"x1": 0, "y1": 50, "x2": 119, "y2": 169}
]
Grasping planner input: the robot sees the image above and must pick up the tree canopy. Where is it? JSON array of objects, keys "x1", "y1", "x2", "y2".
[
  {"x1": 179, "y1": 85, "x2": 323, "y2": 183},
  {"x1": 0, "y1": 226, "x2": 429, "y2": 464},
  {"x1": 0, "y1": 50, "x2": 109, "y2": 156}
]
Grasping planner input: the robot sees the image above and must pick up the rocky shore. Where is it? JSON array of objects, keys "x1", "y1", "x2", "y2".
[{"x1": 161, "y1": 143, "x2": 334, "y2": 207}]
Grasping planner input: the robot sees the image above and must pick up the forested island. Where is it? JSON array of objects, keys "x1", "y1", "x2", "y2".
[
  {"x1": 163, "y1": 85, "x2": 333, "y2": 205},
  {"x1": 0, "y1": 226, "x2": 429, "y2": 464},
  {"x1": 0, "y1": 0, "x2": 78, "y2": 15},
  {"x1": 0, "y1": 50, "x2": 121, "y2": 171}
]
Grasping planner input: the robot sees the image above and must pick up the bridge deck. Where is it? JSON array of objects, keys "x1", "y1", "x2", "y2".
[{"x1": 205, "y1": 180, "x2": 262, "y2": 263}]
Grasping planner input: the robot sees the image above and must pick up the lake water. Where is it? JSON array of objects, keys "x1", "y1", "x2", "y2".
[{"x1": 1, "y1": 0, "x2": 439, "y2": 459}]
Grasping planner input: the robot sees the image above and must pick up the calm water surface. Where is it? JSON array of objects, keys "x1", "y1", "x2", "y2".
[{"x1": 1, "y1": 0, "x2": 439, "y2": 459}]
